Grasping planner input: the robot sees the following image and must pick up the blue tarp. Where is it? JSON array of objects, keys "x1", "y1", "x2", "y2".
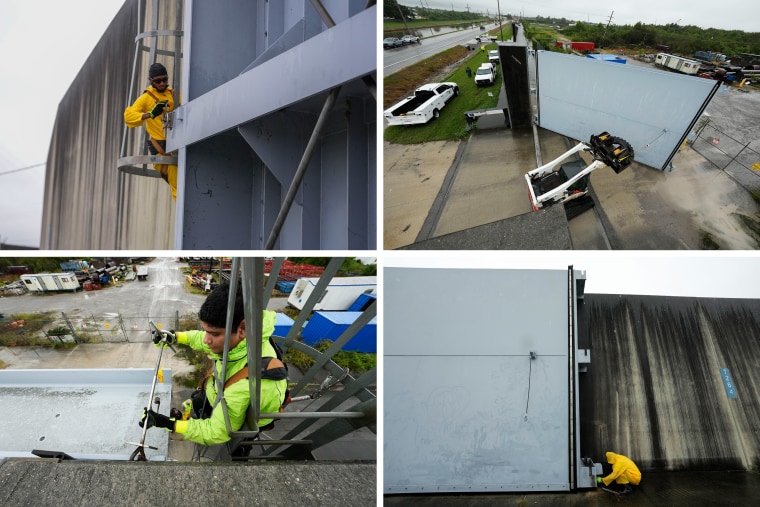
[
  {"x1": 276, "y1": 281, "x2": 296, "y2": 293},
  {"x1": 587, "y1": 53, "x2": 626, "y2": 64}
]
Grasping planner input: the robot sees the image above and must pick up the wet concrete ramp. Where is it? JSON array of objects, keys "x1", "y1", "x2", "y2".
[
  {"x1": 579, "y1": 294, "x2": 760, "y2": 471},
  {"x1": 0, "y1": 459, "x2": 375, "y2": 507},
  {"x1": 400, "y1": 204, "x2": 571, "y2": 249}
]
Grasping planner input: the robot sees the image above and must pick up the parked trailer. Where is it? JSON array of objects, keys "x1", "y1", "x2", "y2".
[
  {"x1": 136, "y1": 266, "x2": 149, "y2": 281},
  {"x1": 20, "y1": 273, "x2": 80, "y2": 293},
  {"x1": 288, "y1": 276, "x2": 377, "y2": 311},
  {"x1": 555, "y1": 41, "x2": 595, "y2": 52},
  {"x1": 655, "y1": 53, "x2": 700, "y2": 75}
]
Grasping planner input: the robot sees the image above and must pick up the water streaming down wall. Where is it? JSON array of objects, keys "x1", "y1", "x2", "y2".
[
  {"x1": 41, "y1": 0, "x2": 177, "y2": 249},
  {"x1": 578, "y1": 294, "x2": 760, "y2": 472}
]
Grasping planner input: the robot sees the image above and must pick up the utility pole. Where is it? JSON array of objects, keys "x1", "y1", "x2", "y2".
[
  {"x1": 497, "y1": 0, "x2": 502, "y2": 41},
  {"x1": 601, "y1": 10, "x2": 614, "y2": 48},
  {"x1": 396, "y1": 2, "x2": 411, "y2": 35}
]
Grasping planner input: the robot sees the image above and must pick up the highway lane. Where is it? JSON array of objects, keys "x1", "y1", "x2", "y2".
[{"x1": 383, "y1": 23, "x2": 504, "y2": 77}]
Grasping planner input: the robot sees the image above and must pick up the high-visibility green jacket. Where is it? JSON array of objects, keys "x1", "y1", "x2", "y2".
[
  {"x1": 173, "y1": 311, "x2": 287, "y2": 446},
  {"x1": 601, "y1": 451, "x2": 642, "y2": 486},
  {"x1": 123, "y1": 85, "x2": 174, "y2": 141}
]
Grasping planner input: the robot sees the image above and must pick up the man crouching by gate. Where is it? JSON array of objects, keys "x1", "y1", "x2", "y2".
[{"x1": 140, "y1": 283, "x2": 289, "y2": 460}]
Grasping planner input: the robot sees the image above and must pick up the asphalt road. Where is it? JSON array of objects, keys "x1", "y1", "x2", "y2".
[{"x1": 383, "y1": 22, "x2": 503, "y2": 77}]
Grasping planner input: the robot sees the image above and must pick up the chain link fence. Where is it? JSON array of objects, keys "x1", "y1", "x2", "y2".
[
  {"x1": 690, "y1": 120, "x2": 760, "y2": 193},
  {"x1": 1, "y1": 311, "x2": 198, "y2": 346}
]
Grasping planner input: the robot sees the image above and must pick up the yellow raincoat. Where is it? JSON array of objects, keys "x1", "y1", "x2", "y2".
[
  {"x1": 123, "y1": 86, "x2": 178, "y2": 200},
  {"x1": 600, "y1": 451, "x2": 642, "y2": 486}
]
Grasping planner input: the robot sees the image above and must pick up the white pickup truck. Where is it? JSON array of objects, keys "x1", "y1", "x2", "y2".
[
  {"x1": 474, "y1": 62, "x2": 497, "y2": 86},
  {"x1": 383, "y1": 82, "x2": 459, "y2": 125}
]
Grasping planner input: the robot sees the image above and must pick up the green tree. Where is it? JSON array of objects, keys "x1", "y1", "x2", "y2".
[{"x1": 384, "y1": 0, "x2": 415, "y2": 21}]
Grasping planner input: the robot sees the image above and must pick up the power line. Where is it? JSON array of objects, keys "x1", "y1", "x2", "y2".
[{"x1": 0, "y1": 162, "x2": 46, "y2": 176}]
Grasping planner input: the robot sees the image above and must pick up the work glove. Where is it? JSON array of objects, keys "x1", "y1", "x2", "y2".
[
  {"x1": 596, "y1": 476, "x2": 603, "y2": 484},
  {"x1": 139, "y1": 408, "x2": 175, "y2": 432},
  {"x1": 152, "y1": 328, "x2": 176, "y2": 347},
  {"x1": 148, "y1": 101, "x2": 167, "y2": 119}
]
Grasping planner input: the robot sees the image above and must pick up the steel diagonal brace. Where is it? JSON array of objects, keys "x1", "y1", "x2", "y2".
[{"x1": 264, "y1": 87, "x2": 341, "y2": 249}]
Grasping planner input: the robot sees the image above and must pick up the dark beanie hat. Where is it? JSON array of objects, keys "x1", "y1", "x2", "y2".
[{"x1": 149, "y1": 63, "x2": 167, "y2": 78}]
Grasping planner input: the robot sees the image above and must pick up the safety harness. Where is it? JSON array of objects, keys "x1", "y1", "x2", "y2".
[{"x1": 192, "y1": 337, "x2": 290, "y2": 419}]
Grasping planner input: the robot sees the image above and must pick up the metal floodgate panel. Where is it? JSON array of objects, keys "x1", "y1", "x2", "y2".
[
  {"x1": 384, "y1": 267, "x2": 575, "y2": 493},
  {"x1": 536, "y1": 51, "x2": 719, "y2": 170},
  {"x1": 0, "y1": 369, "x2": 171, "y2": 460}
]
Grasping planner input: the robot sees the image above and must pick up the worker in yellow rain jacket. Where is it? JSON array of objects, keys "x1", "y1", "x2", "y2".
[
  {"x1": 597, "y1": 451, "x2": 642, "y2": 495},
  {"x1": 140, "y1": 282, "x2": 289, "y2": 460},
  {"x1": 123, "y1": 62, "x2": 178, "y2": 201}
]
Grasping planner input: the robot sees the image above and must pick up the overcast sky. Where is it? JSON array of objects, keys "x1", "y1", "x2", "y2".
[
  {"x1": 385, "y1": 252, "x2": 760, "y2": 299},
  {"x1": 0, "y1": 0, "x2": 124, "y2": 248},
  {"x1": 406, "y1": 1, "x2": 759, "y2": 32}
]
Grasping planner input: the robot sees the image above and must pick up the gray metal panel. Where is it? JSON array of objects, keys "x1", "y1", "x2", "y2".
[
  {"x1": 498, "y1": 43, "x2": 532, "y2": 129},
  {"x1": 536, "y1": 51, "x2": 719, "y2": 170},
  {"x1": 385, "y1": 356, "x2": 569, "y2": 493},
  {"x1": 385, "y1": 267, "x2": 572, "y2": 493},
  {"x1": 185, "y1": 0, "x2": 258, "y2": 99},
  {"x1": 322, "y1": 128, "x2": 350, "y2": 247},
  {"x1": 181, "y1": 135, "x2": 255, "y2": 249},
  {"x1": 0, "y1": 368, "x2": 171, "y2": 460},
  {"x1": 384, "y1": 268, "x2": 570, "y2": 356}
]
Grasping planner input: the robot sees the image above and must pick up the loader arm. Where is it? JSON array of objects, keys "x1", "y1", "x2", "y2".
[{"x1": 526, "y1": 132, "x2": 634, "y2": 210}]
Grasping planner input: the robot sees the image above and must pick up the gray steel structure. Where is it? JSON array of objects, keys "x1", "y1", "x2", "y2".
[
  {"x1": 536, "y1": 51, "x2": 719, "y2": 171},
  {"x1": 200, "y1": 257, "x2": 376, "y2": 460},
  {"x1": 384, "y1": 266, "x2": 595, "y2": 494},
  {"x1": 169, "y1": 0, "x2": 376, "y2": 249},
  {"x1": 40, "y1": 0, "x2": 376, "y2": 249}
]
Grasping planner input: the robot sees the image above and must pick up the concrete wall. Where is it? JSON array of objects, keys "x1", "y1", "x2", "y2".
[
  {"x1": 579, "y1": 294, "x2": 760, "y2": 471},
  {"x1": 41, "y1": 0, "x2": 177, "y2": 249}
]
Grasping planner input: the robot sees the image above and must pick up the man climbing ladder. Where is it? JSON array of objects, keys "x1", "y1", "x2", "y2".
[{"x1": 123, "y1": 62, "x2": 178, "y2": 200}]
